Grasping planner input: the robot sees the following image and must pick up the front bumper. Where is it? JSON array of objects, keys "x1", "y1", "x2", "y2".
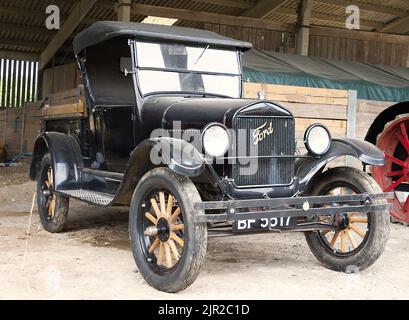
[{"x1": 194, "y1": 192, "x2": 394, "y2": 223}]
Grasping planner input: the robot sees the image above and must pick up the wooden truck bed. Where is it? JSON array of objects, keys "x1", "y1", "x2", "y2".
[{"x1": 42, "y1": 85, "x2": 86, "y2": 119}]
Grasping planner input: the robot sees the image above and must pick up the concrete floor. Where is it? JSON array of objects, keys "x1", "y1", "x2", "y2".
[{"x1": 1, "y1": 164, "x2": 409, "y2": 299}]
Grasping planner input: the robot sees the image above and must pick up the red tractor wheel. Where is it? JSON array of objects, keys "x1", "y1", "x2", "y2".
[{"x1": 372, "y1": 114, "x2": 409, "y2": 225}]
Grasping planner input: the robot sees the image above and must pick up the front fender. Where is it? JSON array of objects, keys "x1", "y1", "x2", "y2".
[
  {"x1": 150, "y1": 137, "x2": 206, "y2": 177},
  {"x1": 112, "y1": 137, "x2": 206, "y2": 205},
  {"x1": 296, "y1": 138, "x2": 385, "y2": 189}
]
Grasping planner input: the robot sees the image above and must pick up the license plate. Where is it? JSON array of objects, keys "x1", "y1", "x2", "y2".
[{"x1": 232, "y1": 217, "x2": 296, "y2": 233}]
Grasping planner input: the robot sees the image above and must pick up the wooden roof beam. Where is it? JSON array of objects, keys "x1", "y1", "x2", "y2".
[
  {"x1": 0, "y1": 22, "x2": 55, "y2": 36},
  {"x1": 39, "y1": 0, "x2": 98, "y2": 70},
  {"x1": 192, "y1": 0, "x2": 253, "y2": 9},
  {"x1": 0, "y1": 6, "x2": 50, "y2": 19},
  {"x1": 378, "y1": 15, "x2": 409, "y2": 34},
  {"x1": 0, "y1": 5, "x2": 98, "y2": 27},
  {"x1": 0, "y1": 38, "x2": 45, "y2": 50},
  {"x1": 310, "y1": 25, "x2": 409, "y2": 44},
  {"x1": 315, "y1": 0, "x2": 406, "y2": 17},
  {"x1": 242, "y1": 0, "x2": 288, "y2": 19},
  {"x1": 277, "y1": 7, "x2": 384, "y2": 30},
  {"x1": 0, "y1": 50, "x2": 39, "y2": 62},
  {"x1": 130, "y1": 3, "x2": 293, "y2": 31}
]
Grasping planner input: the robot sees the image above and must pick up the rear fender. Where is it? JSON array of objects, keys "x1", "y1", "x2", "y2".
[
  {"x1": 365, "y1": 102, "x2": 409, "y2": 144},
  {"x1": 29, "y1": 132, "x2": 83, "y2": 190}
]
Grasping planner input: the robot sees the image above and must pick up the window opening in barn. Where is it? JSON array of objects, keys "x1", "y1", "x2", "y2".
[{"x1": 0, "y1": 59, "x2": 38, "y2": 108}]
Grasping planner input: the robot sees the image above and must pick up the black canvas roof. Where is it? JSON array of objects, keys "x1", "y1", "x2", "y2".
[{"x1": 73, "y1": 21, "x2": 252, "y2": 54}]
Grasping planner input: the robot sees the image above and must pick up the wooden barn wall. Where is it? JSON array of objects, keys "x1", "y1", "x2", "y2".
[
  {"x1": 309, "y1": 26, "x2": 409, "y2": 67},
  {"x1": 243, "y1": 82, "x2": 396, "y2": 168},
  {"x1": 243, "y1": 82, "x2": 396, "y2": 141},
  {"x1": 203, "y1": 24, "x2": 409, "y2": 67},
  {"x1": 243, "y1": 83, "x2": 348, "y2": 156},
  {"x1": 42, "y1": 62, "x2": 80, "y2": 100},
  {"x1": 0, "y1": 102, "x2": 42, "y2": 158},
  {"x1": 356, "y1": 100, "x2": 395, "y2": 141},
  {"x1": 203, "y1": 23, "x2": 296, "y2": 53}
]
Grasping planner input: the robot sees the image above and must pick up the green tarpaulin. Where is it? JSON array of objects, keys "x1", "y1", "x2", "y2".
[{"x1": 243, "y1": 49, "x2": 409, "y2": 102}]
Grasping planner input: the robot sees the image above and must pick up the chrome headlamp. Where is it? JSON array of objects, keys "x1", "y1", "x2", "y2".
[
  {"x1": 202, "y1": 123, "x2": 230, "y2": 158},
  {"x1": 304, "y1": 124, "x2": 332, "y2": 156}
]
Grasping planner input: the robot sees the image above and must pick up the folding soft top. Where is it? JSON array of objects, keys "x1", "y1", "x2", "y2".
[{"x1": 73, "y1": 21, "x2": 253, "y2": 55}]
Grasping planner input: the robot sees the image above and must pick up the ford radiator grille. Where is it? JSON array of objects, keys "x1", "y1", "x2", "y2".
[{"x1": 232, "y1": 116, "x2": 295, "y2": 187}]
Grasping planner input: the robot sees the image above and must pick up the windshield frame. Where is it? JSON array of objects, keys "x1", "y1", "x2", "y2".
[{"x1": 132, "y1": 40, "x2": 243, "y2": 99}]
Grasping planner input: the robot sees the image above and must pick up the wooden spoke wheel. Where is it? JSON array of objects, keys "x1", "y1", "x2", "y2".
[
  {"x1": 373, "y1": 114, "x2": 409, "y2": 224},
  {"x1": 43, "y1": 167, "x2": 57, "y2": 219},
  {"x1": 305, "y1": 167, "x2": 389, "y2": 272},
  {"x1": 318, "y1": 186, "x2": 369, "y2": 255},
  {"x1": 129, "y1": 168, "x2": 207, "y2": 293},
  {"x1": 143, "y1": 191, "x2": 185, "y2": 270},
  {"x1": 37, "y1": 154, "x2": 69, "y2": 233}
]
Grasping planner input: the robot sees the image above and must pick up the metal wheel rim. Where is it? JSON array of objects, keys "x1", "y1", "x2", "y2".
[
  {"x1": 373, "y1": 117, "x2": 409, "y2": 222},
  {"x1": 317, "y1": 183, "x2": 370, "y2": 256},
  {"x1": 40, "y1": 165, "x2": 56, "y2": 221}
]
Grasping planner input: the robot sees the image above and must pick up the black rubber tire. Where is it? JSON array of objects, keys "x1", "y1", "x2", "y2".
[
  {"x1": 129, "y1": 167, "x2": 207, "y2": 292},
  {"x1": 305, "y1": 167, "x2": 390, "y2": 272},
  {"x1": 37, "y1": 154, "x2": 69, "y2": 233}
]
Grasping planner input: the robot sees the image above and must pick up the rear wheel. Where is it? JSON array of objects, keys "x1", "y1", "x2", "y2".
[
  {"x1": 373, "y1": 114, "x2": 409, "y2": 224},
  {"x1": 37, "y1": 154, "x2": 69, "y2": 233},
  {"x1": 305, "y1": 167, "x2": 389, "y2": 272},
  {"x1": 129, "y1": 167, "x2": 207, "y2": 292}
]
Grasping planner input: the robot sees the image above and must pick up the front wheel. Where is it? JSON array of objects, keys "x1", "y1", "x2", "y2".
[
  {"x1": 129, "y1": 168, "x2": 207, "y2": 292},
  {"x1": 305, "y1": 167, "x2": 389, "y2": 272}
]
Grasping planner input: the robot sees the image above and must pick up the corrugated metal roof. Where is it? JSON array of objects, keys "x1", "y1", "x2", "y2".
[{"x1": 0, "y1": 0, "x2": 408, "y2": 62}]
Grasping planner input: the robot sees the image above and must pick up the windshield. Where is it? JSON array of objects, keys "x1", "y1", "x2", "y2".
[{"x1": 135, "y1": 42, "x2": 241, "y2": 98}]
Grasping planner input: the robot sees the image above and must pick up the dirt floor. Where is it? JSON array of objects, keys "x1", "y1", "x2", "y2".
[{"x1": 1, "y1": 162, "x2": 409, "y2": 300}]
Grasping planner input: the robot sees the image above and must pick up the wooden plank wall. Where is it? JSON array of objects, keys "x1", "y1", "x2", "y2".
[
  {"x1": 309, "y1": 26, "x2": 409, "y2": 67},
  {"x1": 204, "y1": 23, "x2": 296, "y2": 53},
  {"x1": 42, "y1": 62, "x2": 80, "y2": 100},
  {"x1": 22, "y1": 102, "x2": 43, "y2": 154},
  {"x1": 243, "y1": 82, "x2": 348, "y2": 156},
  {"x1": 356, "y1": 99, "x2": 395, "y2": 141},
  {"x1": 0, "y1": 102, "x2": 42, "y2": 158},
  {"x1": 0, "y1": 108, "x2": 23, "y2": 157},
  {"x1": 203, "y1": 24, "x2": 409, "y2": 67}
]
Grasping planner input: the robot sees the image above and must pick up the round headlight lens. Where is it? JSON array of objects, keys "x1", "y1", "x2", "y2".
[
  {"x1": 202, "y1": 124, "x2": 230, "y2": 157},
  {"x1": 304, "y1": 124, "x2": 331, "y2": 156}
]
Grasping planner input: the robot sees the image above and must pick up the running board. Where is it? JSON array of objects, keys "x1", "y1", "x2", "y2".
[{"x1": 59, "y1": 189, "x2": 114, "y2": 206}]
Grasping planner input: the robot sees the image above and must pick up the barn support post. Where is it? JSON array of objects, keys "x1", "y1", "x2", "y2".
[
  {"x1": 346, "y1": 89, "x2": 358, "y2": 166},
  {"x1": 118, "y1": 0, "x2": 132, "y2": 22},
  {"x1": 347, "y1": 90, "x2": 358, "y2": 138},
  {"x1": 297, "y1": 0, "x2": 313, "y2": 56},
  {"x1": 3, "y1": 107, "x2": 7, "y2": 146},
  {"x1": 36, "y1": 63, "x2": 43, "y2": 102},
  {"x1": 20, "y1": 102, "x2": 27, "y2": 153}
]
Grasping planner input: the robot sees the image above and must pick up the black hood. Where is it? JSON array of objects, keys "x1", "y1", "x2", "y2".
[{"x1": 141, "y1": 96, "x2": 292, "y2": 131}]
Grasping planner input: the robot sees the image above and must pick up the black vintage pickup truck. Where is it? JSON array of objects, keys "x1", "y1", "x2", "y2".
[{"x1": 30, "y1": 21, "x2": 390, "y2": 292}]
